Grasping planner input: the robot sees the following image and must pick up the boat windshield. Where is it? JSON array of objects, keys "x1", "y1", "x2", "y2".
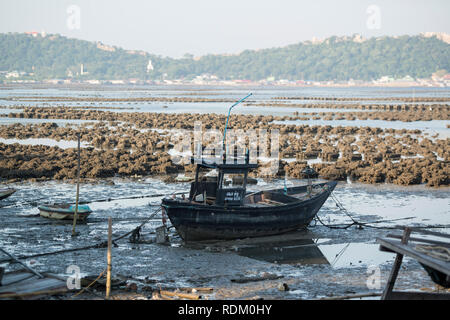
[{"x1": 222, "y1": 173, "x2": 246, "y2": 188}]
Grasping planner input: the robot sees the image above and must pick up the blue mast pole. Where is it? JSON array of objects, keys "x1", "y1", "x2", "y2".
[{"x1": 222, "y1": 93, "x2": 252, "y2": 154}]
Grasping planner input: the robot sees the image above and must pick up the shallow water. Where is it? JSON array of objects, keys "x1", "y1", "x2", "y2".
[
  {"x1": 0, "y1": 137, "x2": 90, "y2": 149},
  {"x1": 1, "y1": 86, "x2": 449, "y2": 117},
  {"x1": 272, "y1": 119, "x2": 450, "y2": 138},
  {"x1": 0, "y1": 117, "x2": 96, "y2": 126}
]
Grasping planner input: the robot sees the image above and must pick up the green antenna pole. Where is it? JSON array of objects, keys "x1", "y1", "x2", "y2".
[{"x1": 222, "y1": 93, "x2": 252, "y2": 153}]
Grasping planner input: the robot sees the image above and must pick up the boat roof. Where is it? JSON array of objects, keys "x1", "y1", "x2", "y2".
[{"x1": 191, "y1": 157, "x2": 258, "y2": 172}]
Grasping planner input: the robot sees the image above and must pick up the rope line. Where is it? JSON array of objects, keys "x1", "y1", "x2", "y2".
[
  {"x1": 72, "y1": 269, "x2": 106, "y2": 298},
  {"x1": 0, "y1": 207, "x2": 162, "y2": 264},
  {"x1": 415, "y1": 244, "x2": 450, "y2": 262},
  {"x1": 314, "y1": 189, "x2": 448, "y2": 232}
]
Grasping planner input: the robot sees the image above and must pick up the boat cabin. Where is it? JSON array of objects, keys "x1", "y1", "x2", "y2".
[{"x1": 189, "y1": 154, "x2": 258, "y2": 206}]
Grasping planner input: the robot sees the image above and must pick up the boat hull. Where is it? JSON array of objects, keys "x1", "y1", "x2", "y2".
[
  {"x1": 0, "y1": 188, "x2": 16, "y2": 200},
  {"x1": 38, "y1": 205, "x2": 92, "y2": 221},
  {"x1": 162, "y1": 181, "x2": 337, "y2": 241}
]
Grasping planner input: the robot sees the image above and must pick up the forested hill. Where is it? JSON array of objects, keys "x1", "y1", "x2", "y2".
[{"x1": 1, "y1": 32, "x2": 449, "y2": 81}]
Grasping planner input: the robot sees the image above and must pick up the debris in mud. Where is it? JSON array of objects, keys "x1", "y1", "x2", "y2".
[{"x1": 231, "y1": 273, "x2": 284, "y2": 283}]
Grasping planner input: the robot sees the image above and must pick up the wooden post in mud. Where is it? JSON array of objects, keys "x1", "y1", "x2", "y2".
[
  {"x1": 381, "y1": 227, "x2": 411, "y2": 300},
  {"x1": 71, "y1": 133, "x2": 81, "y2": 237},
  {"x1": 106, "y1": 217, "x2": 112, "y2": 299}
]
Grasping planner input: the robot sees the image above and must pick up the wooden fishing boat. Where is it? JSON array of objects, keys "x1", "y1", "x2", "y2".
[
  {"x1": 162, "y1": 94, "x2": 336, "y2": 241},
  {"x1": 38, "y1": 204, "x2": 92, "y2": 221},
  {"x1": 0, "y1": 188, "x2": 16, "y2": 200},
  {"x1": 162, "y1": 156, "x2": 337, "y2": 241}
]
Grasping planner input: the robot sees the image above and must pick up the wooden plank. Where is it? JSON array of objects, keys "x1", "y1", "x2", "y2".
[
  {"x1": 106, "y1": 217, "x2": 112, "y2": 299},
  {"x1": 0, "y1": 288, "x2": 68, "y2": 299},
  {"x1": 377, "y1": 238, "x2": 450, "y2": 275},
  {"x1": 0, "y1": 272, "x2": 36, "y2": 286},
  {"x1": 386, "y1": 234, "x2": 450, "y2": 248},
  {"x1": 319, "y1": 292, "x2": 382, "y2": 300},
  {"x1": 159, "y1": 290, "x2": 200, "y2": 300},
  {"x1": 387, "y1": 291, "x2": 450, "y2": 300},
  {"x1": 414, "y1": 230, "x2": 450, "y2": 240},
  {"x1": 0, "y1": 247, "x2": 44, "y2": 278},
  {"x1": 0, "y1": 277, "x2": 66, "y2": 295}
]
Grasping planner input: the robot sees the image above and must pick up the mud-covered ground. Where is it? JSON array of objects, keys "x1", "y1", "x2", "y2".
[{"x1": 0, "y1": 178, "x2": 448, "y2": 300}]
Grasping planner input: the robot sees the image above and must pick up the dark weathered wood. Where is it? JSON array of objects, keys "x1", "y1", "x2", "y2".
[
  {"x1": 381, "y1": 228, "x2": 411, "y2": 300},
  {"x1": 377, "y1": 239, "x2": 450, "y2": 275},
  {"x1": 387, "y1": 291, "x2": 450, "y2": 300},
  {"x1": 0, "y1": 271, "x2": 35, "y2": 286},
  {"x1": 318, "y1": 292, "x2": 382, "y2": 300},
  {"x1": 379, "y1": 228, "x2": 450, "y2": 300},
  {"x1": 386, "y1": 234, "x2": 450, "y2": 248},
  {"x1": 0, "y1": 247, "x2": 44, "y2": 278},
  {"x1": 0, "y1": 272, "x2": 67, "y2": 297},
  {"x1": 0, "y1": 288, "x2": 68, "y2": 299},
  {"x1": 0, "y1": 188, "x2": 16, "y2": 201},
  {"x1": 414, "y1": 229, "x2": 450, "y2": 240}
]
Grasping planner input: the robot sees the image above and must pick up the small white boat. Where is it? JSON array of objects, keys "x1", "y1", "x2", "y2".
[{"x1": 38, "y1": 204, "x2": 92, "y2": 221}]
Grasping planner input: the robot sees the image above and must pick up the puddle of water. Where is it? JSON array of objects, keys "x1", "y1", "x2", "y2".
[
  {"x1": 272, "y1": 119, "x2": 450, "y2": 139},
  {"x1": 318, "y1": 242, "x2": 395, "y2": 269},
  {"x1": 0, "y1": 137, "x2": 90, "y2": 149},
  {"x1": 0, "y1": 117, "x2": 96, "y2": 126},
  {"x1": 235, "y1": 237, "x2": 396, "y2": 269},
  {"x1": 236, "y1": 239, "x2": 329, "y2": 265},
  {"x1": 326, "y1": 183, "x2": 450, "y2": 227},
  {"x1": 0, "y1": 108, "x2": 22, "y2": 114}
]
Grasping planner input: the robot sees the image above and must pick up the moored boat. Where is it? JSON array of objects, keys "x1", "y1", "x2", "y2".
[
  {"x1": 0, "y1": 188, "x2": 16, "y2": 201},
  {"x1": 38, "y1": 204, "x2": 92, "y2": 221},
  {"x1": 161, "y1": 94, "x2": 336, "y2": 242},
  {"x1": 162, "y1": 156, "x2": 337, "y2": 241}
]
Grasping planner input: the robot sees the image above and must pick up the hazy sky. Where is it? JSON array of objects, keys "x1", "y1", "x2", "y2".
[{"x1": 1, "y1": 0, "x2": 449, "y2": 57}]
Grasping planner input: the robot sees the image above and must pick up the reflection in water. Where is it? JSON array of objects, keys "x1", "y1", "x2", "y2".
[
  {"x1": 318, "y1": 242, "x2": 395, "y2": 268},
  {"x1": 234, "y1": 235, "x2": 396, "y2": 269},
  {"x1": 236, "y1": 238, "x2": 329, "y2": 265}
]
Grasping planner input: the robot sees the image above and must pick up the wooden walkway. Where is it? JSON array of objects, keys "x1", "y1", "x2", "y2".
[
  {"x1": 0, "y1": 270, "x2": 67, "y2": 299},
  {"x1": 377, "y1": 228, "x2": 450, "y2": 300}
]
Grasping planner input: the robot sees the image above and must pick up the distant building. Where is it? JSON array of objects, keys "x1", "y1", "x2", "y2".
[
  {"x1": 96, "y1": 42, "x2": 116, "y2": 52},
  {"x1": 86, "y1": 80, "x2": 100, "y2": 84},
  {"x1": 25, "y1": 31, "x2": 39, "y2": 37},
  {"x1": 146, "y1": 60, "x2": 154, "y2": 72},
  {"x1": 421, "y1": 32, "x2": 450, "y2": 44},
  {"x1": 5, "y1": 71, "x2": 19, "y2": 78}
]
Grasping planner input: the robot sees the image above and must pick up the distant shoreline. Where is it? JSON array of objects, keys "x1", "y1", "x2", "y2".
[{"x1": 1, "y1": 82, "x2": 450, "y2": 90}]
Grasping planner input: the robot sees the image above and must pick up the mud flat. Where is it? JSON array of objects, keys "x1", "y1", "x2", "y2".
[
  {"x1": 290, "y1": 109, "x2": 450, "y2": 122},
  {"x1": 0, "y1": 179, "x2": 447, "y2": 300},
  {"x1": 2, "y1": 95, "x2": 239, "y2": 103},
  {"x1": 0, "y1": 106, "x2": 448, "y2": 186},
  {"x1": 247, "y1": 101, "x2": 449, "y2": 111},
  {"x1": 272, "y1": 96, "x2": 450, "y2": 102}
]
